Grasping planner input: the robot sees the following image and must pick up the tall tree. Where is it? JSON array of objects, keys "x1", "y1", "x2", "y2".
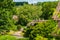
[
  {"x1": 15, "y1": 4, "x2": 42, "y2": 26},
  {"x1": 37, "y1": 1, "x2": 58, "y2": 19},
  {"x1": 0, "y1": 0, "x2": 17, "y2": 32}
]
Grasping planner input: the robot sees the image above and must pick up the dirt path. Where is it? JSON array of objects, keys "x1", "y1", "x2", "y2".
[{"x1": 12, "y1": 28, "x2": 24, "y2": 38}]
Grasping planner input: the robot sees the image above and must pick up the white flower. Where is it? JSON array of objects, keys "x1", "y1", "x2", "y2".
[{"x1": 12, "y1": 15, "x2": 18, "y2": 21}]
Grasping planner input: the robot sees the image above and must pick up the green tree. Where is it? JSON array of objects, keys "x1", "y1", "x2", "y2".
[
  {"x1": 15, "y1": 4, "x2": 42, "y2": 26},
  {"x1": 0, "y1": 0, "x2": 17, "y2": 33},
  {"x1": 37, "y1": 1, "x2": 58, "y2": 19}
]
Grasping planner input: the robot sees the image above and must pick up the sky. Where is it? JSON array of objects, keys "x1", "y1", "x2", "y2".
[{"x1": 13, "y1": 0, "x2": 58, "y2": 4}]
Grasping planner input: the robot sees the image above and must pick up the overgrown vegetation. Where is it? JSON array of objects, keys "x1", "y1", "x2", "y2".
[
  {"x1": 0, "y1": 35, "x2": 17, "y2": 40},
  {"x1": 0, "y1": 35, "x2": 29, "y2": 40},
  {"x1": 0, "y1": 0, "x2": 60, "y2": 40},
  {"x1": 15, "y1": 4, "x2": 42, "y2": 26},
  {"x1": 24, "y1": 20, "x2": 57, "y2": 40}
]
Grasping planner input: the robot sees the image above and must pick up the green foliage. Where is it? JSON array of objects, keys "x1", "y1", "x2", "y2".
[
  {"x1": 35, "y1": 35, "x2": 48, "y2": 40},
  {"x1": 57, "y1": 13, "x2": 60, "y2": 18},
  {"x1": 0, "y1": 0, "x2": 59, "y2": 40},
  {"x1": 15, "y1": 4, "x2": 42, "y2": 26},
  {"x1": 0, "y1": 0, "x2": 17, "y2": 33},
  {"x1": 18, "y1": 38, "x2": 29, "y2": 40},
  {"x1": 0, "y1": 35, "x2": 17, "y2": 40},
  {"x1": 37, "y1": 2, "x2": 58, "y2": 19},
  {"x1": 15, "y1": 2, "x2": 28, "y2": 6},
  {"x1": 0, "y1": 0, "x2": 14, "y2": 9},
  {"x1": 35, "y1": 35, "x2": 59, "y2": 40},
  {"x1": 24, "y1": 20, "x2": 57, "y2": 40},
  {"x1": 56, "y1": 29, "x2": 60, "y2": 35},
  {"x1": 0, "y1": 35, "x2": 29, "y2": 40}
]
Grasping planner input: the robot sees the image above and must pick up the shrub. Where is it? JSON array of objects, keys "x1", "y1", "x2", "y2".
[
  {"x1": 0, "y1": 0, "x2": 18, "y2": 33},
  {"x1": 15, "y1": 4, "x2": 42, "y2": 26},
  {"x1": 54, "y1": 29, "x2": 60, "y2": 40},
  {"x1": 35, "y1": 35, "x2": 48, "y2": 40},
  {"x1": 0, "y1": 35, "x2": 17, "y2": 40},
  {"x1": 18, "y1": 38, "x2": 29, "y2": 40},
  {"x1": 35, "y1": 35, "x2": 58, "y2": 40},
  {"x1": 24, "y1": 20, "x2": 57, "y2": 40}
]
